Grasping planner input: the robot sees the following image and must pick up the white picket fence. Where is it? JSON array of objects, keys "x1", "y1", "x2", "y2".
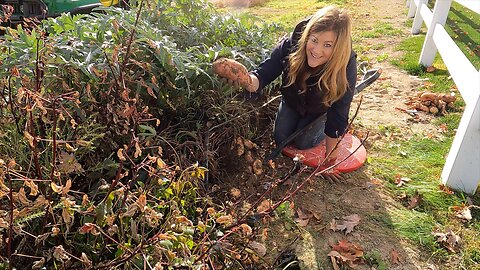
[{"x1": 406, "y1": 0, "x2": 480, "y2": 194}]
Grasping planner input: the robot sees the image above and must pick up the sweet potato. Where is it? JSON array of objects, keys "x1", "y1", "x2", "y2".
[
  {"x1": 440, "y1": 93, "x2": 456, "y2": 103},
  {"x1": 416, "y1": 103, "x2": 430, "y2": 112},
  {"x1": 212, "y1": 58, "x2": 252, "y2": 88},
  {"x1": 420, "y1": 92, "x2": 438, "y2": 101},
  {"x1": 420, "y1": 92, "x2": 457, "y2": 103}
]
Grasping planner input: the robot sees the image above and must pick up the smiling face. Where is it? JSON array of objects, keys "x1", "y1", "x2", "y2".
[{"x1": 305, "y1": 30, "x2": 337, "y2": 68}]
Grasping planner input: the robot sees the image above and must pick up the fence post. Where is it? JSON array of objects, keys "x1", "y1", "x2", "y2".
[
  {"x1": 418, "y1": 0, "x2": 452, "y2": 67},
  {"x1": 411, "y1": 0, "x2": 428, "y2": 33},
  {"x1": 441, "y1": 81, "x2": 480, "y2": 194},
  {"x1": 407, "y1": 0, "x2": 418, "y2": 18}
]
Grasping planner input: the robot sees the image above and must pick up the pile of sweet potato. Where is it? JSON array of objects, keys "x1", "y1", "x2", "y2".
[{"x1": 407, "y1": 91, "x2": 457, "y2": 115}]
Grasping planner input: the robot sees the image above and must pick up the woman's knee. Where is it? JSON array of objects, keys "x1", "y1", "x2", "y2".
[{"x1": 294, "y1": 132, "x2": 325, "y2": 150}]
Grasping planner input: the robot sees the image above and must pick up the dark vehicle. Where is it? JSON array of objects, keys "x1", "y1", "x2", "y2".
[{"x1": 1, "y1": 0, "x2": 101, "y2": 24}]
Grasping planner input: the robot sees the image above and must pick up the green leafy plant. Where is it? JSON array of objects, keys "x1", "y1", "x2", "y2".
[{"x1": 0, "y1": 0, "x2": 281, "y2": 268}]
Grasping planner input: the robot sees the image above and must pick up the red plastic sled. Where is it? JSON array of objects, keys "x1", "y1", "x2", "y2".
[{"x1": 281, "y1": 133, "x2": 367, "y2": 173}]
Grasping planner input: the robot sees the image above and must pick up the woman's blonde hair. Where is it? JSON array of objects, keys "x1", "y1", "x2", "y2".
[{"x1": 286, "y1": 6, "x2": 352, "y2": 106}]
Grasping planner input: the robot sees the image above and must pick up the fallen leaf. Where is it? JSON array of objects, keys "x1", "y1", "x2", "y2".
[
  {"x1": 439, "y1": 184, "x2": 454, "y2": 194},
  {"x1": 313, "y1": 212, "x2": 322, "y2": 221},
  {"x1": 62, "y1": 205, "x2": 73, "y2": 225},
  {"x1": 295, "y1": 208, "x2": 313, "y2": 227},
  {"x1": 426, "y1": 66, "x2": 436, "y2": 73},
  {"x1": 63, "y1": 179, "x2": 72, "y2": 196},
  {"x1": 238, "y1": 223, "x2": 252, "y2": 236},
  {"x1": 407, "y1": 191, "x2": 423, "y2": 209},
  {"x1": 366, "y1": 178, "x2": 383, "y2": 189},
  {"x1": 437, "y1": 124, "x2": 449, "y2": 134},
  {"x1": 65, "y1": 143, "x2": 77, "y2": 153},
  {"x1": 330, "y1": 255, "x2": 341, "y2": 270},
  {"x1": 390, "y1": 249, "x2": 401, "y2": 264},
  {"x1": 244, "y1": 151, "x2": 254, "y2": 163},
  {"x1": 0, "y1": 218, "x2": 8, "y2": 229},
  {"x1": 24, "y1": 131, "x2": 35, "y2": 148},
  {"x1": 432, "y1": 227, "x2": 462, "y2": 253},
  {"x1": 330, "y1": 214, "x2": 361, "y2": 234},
  {"x1": 395, "y1": 175, "x2": 411, "y2": 187},
  {"x1": 249, "y1": 241, "x2": 266, "y2": 256},
  {"x1": 329, "y1": 239, "x2": 364, "y2": 268},
  {"x1": 120, "y1": 204, "x2": 138, "y2": 218},
  {"x1": 134, "y1": 141, "x2": 142, "y2": 158},
  {"x1": 452, "y1": 205, "x2": 472, "y2": 221}
]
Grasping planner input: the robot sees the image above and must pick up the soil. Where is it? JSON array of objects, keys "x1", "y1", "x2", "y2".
[{"x1": 210, "y1": 0, "x2": 451, "y2": 269}]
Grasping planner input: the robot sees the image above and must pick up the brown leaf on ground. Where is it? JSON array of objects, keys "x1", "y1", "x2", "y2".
[
  {"x1": 390, "y1": 249, "x2": 401, "y2": 265},
  {"x1": 432, "y1": 227, "x2": 462, "y2": 253},
  {"x1": 312, "y1": 211, "x2": 322, "y2": 222},
  {"x1": 249, "y1": 241, "x2": 267, "y2": 256},
  {"x1": 295, "y1": 208, "x2": 313, "y2": 227},
  {"x1": 439, "y1": 184, "x2": 454, "y2": 194},
  {"x1": 437, "y1": 124, "x2": 449, "y2": 134},
  {"x1": 395, "y1": 174, "x2": 411, "y2": 187},
  {"x1": 452, "y1": 204, "x2": 472, "y2": 221},
  {"x1": 426, "y1": 66, "x2": 436, "y2": 73},
  {"x1": 407, "y1": 191, "x2": 423, "y2": 209},
  {"x1": 366, "y1": 178, "x2": 383, "y2": 189},
  {"x1": 330, "y1": 214, "x2": 361, "y2": 234},
  {"x1": 328, "y1": 239, "x2": 364, "y2": 268}
]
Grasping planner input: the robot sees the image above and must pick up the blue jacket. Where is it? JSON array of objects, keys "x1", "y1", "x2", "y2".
[{"x1": 251, "y1": 18, "x2": 357, "y2": 138}]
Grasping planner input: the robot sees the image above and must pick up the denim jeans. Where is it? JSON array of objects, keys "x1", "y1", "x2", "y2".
[{"x1": 273, "y1": 98, "x2": 327, "y2": 150}]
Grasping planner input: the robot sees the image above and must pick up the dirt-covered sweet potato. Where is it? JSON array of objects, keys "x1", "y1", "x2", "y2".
[
  {"x1": 419, "y1": 92, "x2": 457, "y2": 103},
  {"x1": 420, "y1": 92, "x2": 438, "y2": 101},
  {"x1": 212, "y1": 58, "x2": 252, "y2": 88},
  {"x1": 440, "y1": 93, "x2": 456, "y2": 103}
]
